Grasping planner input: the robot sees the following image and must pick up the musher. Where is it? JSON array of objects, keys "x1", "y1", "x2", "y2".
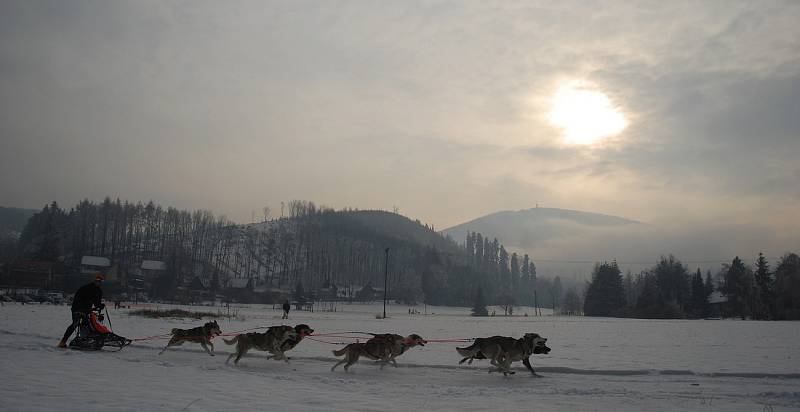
[{"x1": 58, "y1": 274, "x2": 105, "y2": 348}]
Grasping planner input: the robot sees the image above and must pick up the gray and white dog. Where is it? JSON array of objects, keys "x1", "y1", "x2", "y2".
[
  {"x1": 223, "y1": 324, "x2": 312, "y2": 365},
  {"x1": 159, "y1": 320, "x2": 222, "y2": 356},
  {"x1": 456, "y1": 333, "x2": 551, "y2": 376},
  {"x1": 331, "y1": 333, "x2": 427, "y2": 372}
]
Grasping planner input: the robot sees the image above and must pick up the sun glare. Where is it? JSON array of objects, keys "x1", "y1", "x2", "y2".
[{"x1": 548, "y1": 81, "x2": 628, "y2": 145}]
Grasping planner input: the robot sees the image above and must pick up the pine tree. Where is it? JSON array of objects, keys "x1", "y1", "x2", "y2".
[
  {"x1": 471, "y1": 286, "x2": 489, "y2": 317},
  {"x1": 510, "y1": 252, "x2": 520, "y2": 290},
  {"x1": 689, "y1": 268, "x2": 709, "y2": 318},
  {"x1": 722, "y1": 257, "x2": 752, "y2": 319},
  {"x1": 774, "y1": 253, "x2": 800, "y2": 320},
  {"x1": 653, "y1": 255, "x2": 690, "y2": 314},
  {"x1": 584, "y1": 261, "x2": 626, "y2": 316},
  {"x1": 753, "y1": 253, "x2": 774, "y2": 320}
]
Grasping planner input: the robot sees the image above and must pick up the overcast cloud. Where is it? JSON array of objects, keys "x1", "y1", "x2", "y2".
[{"x1": 1, "y1": 1, "x2": 798, "y2": 258}]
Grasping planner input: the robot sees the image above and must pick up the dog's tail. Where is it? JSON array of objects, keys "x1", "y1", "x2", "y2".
[
  {"x1": 223, "y1": 336, "x2": 239, "y2": 345},
  {"x1": 456, "y1": 342, "x2": 479, "y2": 358},
  {"x1": 332, "y1": 344, "x2": 351, "y2": 357}
]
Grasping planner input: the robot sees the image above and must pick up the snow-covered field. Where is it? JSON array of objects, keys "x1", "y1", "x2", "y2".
[{"x1": 1, "y1": 302, "x2": 799, "y2": 411}]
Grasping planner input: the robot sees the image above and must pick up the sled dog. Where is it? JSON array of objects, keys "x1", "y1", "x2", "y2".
[
  {"x1": 331, "y1": 333, "x2": 427, "y2": 371},
  {"x1": 266, "y1": 324, "x2": 314, "y2": 360},
  {"x1": 159, "y1": 320, "x2": 222, "y2": 356},
  {"x1": 456, "y1": 333, "x2": 550, "y2": 376},
  {"x1": 223, "y1": 325, "x2": 301, "y2": 364}
]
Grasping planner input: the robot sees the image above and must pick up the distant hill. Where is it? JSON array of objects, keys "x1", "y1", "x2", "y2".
[
  {"x1": 441, "y1": 206, "x2": 799, "y2": 280},
  {"x1": 250, "y1": 209, "x2": 464, "y2": 257},
  {"x1": 0, "y1": 206, "x2": 38, "y2": 239},
  {"x1": 442, "y1": 207, "x2": 639, "y2": 250},
  {"x1": 327, "y1": 210, "x2": 462, "y2": 254}
]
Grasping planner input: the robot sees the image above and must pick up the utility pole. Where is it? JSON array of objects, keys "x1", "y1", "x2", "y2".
[{"x1": 383, "y1": 247, "x2": 389, "y2": 319}]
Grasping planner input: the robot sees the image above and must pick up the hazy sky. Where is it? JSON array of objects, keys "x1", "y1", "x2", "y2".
[{"x1": 2, "y1": 1, "x2": 799, "y2": 241}]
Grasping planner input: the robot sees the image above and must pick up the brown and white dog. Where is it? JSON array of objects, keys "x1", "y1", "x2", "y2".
[
  {"x1": 456, "y1": 333, "x2": 551, "y2": 376},
  {"x1": 159, "y1": 320, "x2": 222, "y2": 356},
  {"x1": 224, "y1": 324, "x2": 313, "y2": 365},
  {"x1": 331, "y1": 333, "x2": 427, "y2": 372}
]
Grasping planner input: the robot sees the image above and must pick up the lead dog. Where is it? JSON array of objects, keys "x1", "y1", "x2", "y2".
[
  {"x1": 159, "y1": 320, "x2": 222, "y2": 356},
  {"x1": 331, "y1": 333, "x2": 427, "y2": 372},
  {"x1": 456, "y1": 333, "x2": 550, "y2": 376},
  {"x1": 223, "y1": 324, "x2": 304, "y2": 365}
]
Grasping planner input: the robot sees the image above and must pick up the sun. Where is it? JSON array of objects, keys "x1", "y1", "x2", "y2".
[{"x1": 548, "y1": 81, "x2": 628, "y2": 145}]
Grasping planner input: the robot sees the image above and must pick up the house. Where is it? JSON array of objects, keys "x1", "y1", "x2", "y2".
[
  {"x1": 708, "y1": 291, "x2": 727, "y2": 318},
  {"x1": 134, "y1": 259, "x2": 167, "y2": 286},
  {"x1": 140, "y1": 260, "x2": 167, "y2": 279},
  {"x1": 81, "y1": 256, "x2": 111, "y2": 278}
]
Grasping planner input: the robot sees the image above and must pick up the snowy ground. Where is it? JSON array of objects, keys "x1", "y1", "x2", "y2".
[{"x1": 1, "y1": 302, "x2": 799, "y2": 411}]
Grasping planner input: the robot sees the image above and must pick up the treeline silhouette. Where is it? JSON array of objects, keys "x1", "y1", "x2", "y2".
[
  {"x1": 584, "y1": 254, "x2": 800, "y2": 320},
  {"x1": 11, "y1": 198, "x2": 545, "y2": 307}
]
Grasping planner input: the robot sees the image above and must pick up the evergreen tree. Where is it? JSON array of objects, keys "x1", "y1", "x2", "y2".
[
  {"x1": 753, "y1": 253, "x2": 774, "y2": 320},
  {"x1": 774, "y1": 253, "x2": 800, "y2": 320},
  {"x1": 722, "y1": 257, "x2": 752, "y2": 319},
  {"x1": 689, "y1": 268, "x2": 710, "y2": 318},
  {"x1": 474, "y1": 233, "x2": 484, "y2": 268},
  {"x1": 519, "y1": 254, "x2": 531, "y2": 305},
  {"x1": 653, "y1": 255, "x2": 690, "y2": 313},
  {"x1": 635, "y1": 273, "x2": 661, "y2": 318},
  {"x1": 498, "y1": 246, "x2": 510, "y2": 289},
  {"x1": 583, "y1": 261, "x2": 626, "y2": 316},
  {"x1": 704, "y1": 271, "x2": 714, "y2": 297},
  {"x1": 510, "y1": 252, "x2": 520, "y2": 290},
  {"x1": 471, "y1": 286, "x2": 489, "y2": 317}
]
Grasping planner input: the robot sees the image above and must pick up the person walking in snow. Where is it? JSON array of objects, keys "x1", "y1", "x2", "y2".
[
  {"x1": 58, "y1": 275, "x2": 105, "y2": 348},
  {"x1": 282, "y1": 299, "x2": 291, "y2": 319}
]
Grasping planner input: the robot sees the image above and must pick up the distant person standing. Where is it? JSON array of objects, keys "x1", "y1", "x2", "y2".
[
  {"x1": 282, "y1": 299, "x2": 291, "y2": 319},
  {"x1": 58, "y1": 275, "x2": 105, "y2": 348}
]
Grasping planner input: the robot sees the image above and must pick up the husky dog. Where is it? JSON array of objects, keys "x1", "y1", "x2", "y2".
[
  {"x1": 456, "y1": 333, "x2": 551, "y2": 376},
  {"x1": 331, "y1": 333, "x2": 427, "y2": 372},
  {"x1": 159, "y1": 320, "x2": 222, "y2": 356},
  {"x1": 265, "y1": 324, "x2": 314, "y2": 360},
  {"x1": 223, "y1": 325, "x2": 299, "y2": 365}
]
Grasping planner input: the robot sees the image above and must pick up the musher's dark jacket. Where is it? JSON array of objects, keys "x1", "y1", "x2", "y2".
[{"x1": 71, "y1": 282, "x2": 103, "y2": 312}]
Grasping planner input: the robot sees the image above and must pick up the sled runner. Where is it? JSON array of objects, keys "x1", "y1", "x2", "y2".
[{"x1": 68, "y1": 310, "x2": 132, "y2": 351}]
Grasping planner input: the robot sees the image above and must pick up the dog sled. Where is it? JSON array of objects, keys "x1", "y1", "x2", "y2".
[{"x1": 68, "y1": 309, "x2": 132, "y2": 351}]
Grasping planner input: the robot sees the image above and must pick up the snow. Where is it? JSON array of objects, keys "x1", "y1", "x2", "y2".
[{"x1": 1, "y1": 302, "x2": 799, "y2": 411}]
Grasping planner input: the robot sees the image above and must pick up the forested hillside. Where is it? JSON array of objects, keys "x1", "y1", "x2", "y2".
[{"x1": 12, "y1": 199, "x2": 524, "y2": 307}]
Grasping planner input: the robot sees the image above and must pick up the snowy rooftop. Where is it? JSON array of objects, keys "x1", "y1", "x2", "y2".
[
  {"x1": 80, "y1": 256, "x2": 110, "y2": 267},
  {"x1": 140, "y1": 260, "x2": 166, "y2": 271}
]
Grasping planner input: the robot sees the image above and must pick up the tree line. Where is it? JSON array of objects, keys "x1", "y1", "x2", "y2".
[
  {"x1": 10, "y1": 198, "x2": 563, "y2": 308},
  {"x1": 583, "y1": 254, "x2": 800, "y2": 320}
]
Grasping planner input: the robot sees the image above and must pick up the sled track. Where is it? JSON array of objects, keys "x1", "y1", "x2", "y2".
[{"x1": 4, "y1": 329, "x2": 799, "y2": 380}]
